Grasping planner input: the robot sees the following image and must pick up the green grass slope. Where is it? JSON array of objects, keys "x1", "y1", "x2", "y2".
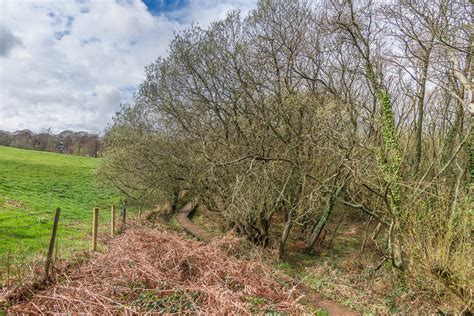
[{"x1": 0, "y1": 146, "x2": 119, "y2": 258}]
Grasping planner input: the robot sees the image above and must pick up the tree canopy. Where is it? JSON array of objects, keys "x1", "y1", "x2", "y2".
[{"x1": 99, "y1": 0, "x2": 473, "y2": 310}]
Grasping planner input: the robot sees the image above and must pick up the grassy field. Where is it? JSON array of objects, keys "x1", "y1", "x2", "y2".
[{"x1": 0, "y1": 146, "x2": 120, "y2": 260}]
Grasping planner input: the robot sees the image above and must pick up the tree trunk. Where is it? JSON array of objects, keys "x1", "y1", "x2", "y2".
[
  {"x1": 258, "y1": 216, "x2": 271, "y2": 247},
  {"x1": 298, "y1": 215, "x2": 308, "y2": 240},
  {"x1": 278, "y1": 210, "x2": 294, "y2": 261},
  {"x1": 413, "y1": 58, "x2": 430, "y2": 177},
  {"x1": 305, "y1": 180, "x2": 344, "y2": 253},
  {"x1": 171, "y1": 188, "x2": 180, "y2": 212},
  {"x1": 443, "y1": 96, "x2": 465, "y2": 166},
  {"x1": 469, "y1": 117, "x2": 473, "y2": 198},
  {"x1": 372, "y1": 86, "x2": 404, "y2": 270},
  {"x1": 388, "y1": 218, "x2": 403, "y2": 269}
]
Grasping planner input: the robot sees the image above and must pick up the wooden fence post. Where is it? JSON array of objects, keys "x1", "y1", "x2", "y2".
[
  {"x1": 6, "y1": 251, "x2": 11, "y2": 288},
  {"x1": 45, "y1": 207, "x2": 61, "y2": 279},
  {"x1": 92, "y1": 207, "x2": 99, "y2": 252},
  {"x1": 111, "y1": 204, "x2": 116, "y2": 237}
]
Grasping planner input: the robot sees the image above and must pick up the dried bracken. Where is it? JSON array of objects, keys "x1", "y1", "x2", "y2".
[{"x1": 9, "y1": 226, "x2": 304, "y2": 314}]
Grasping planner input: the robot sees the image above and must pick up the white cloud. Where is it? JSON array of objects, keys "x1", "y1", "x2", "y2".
[
  {"x1": 0, "y1": 25, "x2": 22, "y2": 57},
  {"x1": 0, "y1": 0, "x2": 257, "y2": 133}
]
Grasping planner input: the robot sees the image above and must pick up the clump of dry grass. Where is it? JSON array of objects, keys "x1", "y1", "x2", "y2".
[
  {"x1": 403, "y1": 193, "x2": 473, "y2": 313},
  {"x1": 6, "y1": 225, "x2": 304, "y2": 314},
  {"x1": 301, "y1": 232, "x2": 472, "y2": 314},
  {"x1": 301, "y1": 253, "x2": 396, "y2": 314},
  {"x1": 0, "y1": 249, "x2": 92, "y2": 311}
]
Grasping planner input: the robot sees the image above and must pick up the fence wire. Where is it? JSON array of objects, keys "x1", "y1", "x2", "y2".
[
  {"x1": 1, "y1": 206, "x2": 128, "y2": 255},
  {"x1": 0, "y1": 211, "x2": 54, "y2": 222}
]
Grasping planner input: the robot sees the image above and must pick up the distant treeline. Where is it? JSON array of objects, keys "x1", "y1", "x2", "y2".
[{"x1": 0, "y1": 129, "x2": 102, "y2": 157}]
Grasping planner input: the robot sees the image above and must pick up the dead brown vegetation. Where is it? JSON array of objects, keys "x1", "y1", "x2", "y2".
[{"x1": 7, "y1": 225, "x2": 304, "y2": 314}]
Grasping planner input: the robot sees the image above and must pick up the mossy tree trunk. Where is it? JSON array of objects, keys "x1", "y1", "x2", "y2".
[
  {"x1": 372, "y1": 84, "x2": 404, "y2": 270},
  {"x1": 305, "y1": 175, "x2": 345, "y2": 253},
  {"x1": 335, "y1": 0, "x2": 405, "y2": 268}
]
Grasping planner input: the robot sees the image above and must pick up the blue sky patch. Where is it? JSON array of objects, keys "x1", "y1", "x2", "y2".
[
  {"x1": 142, "y1": 0, "x2": 188, "y2": 14},
  {"x1": 1, "y1": 0, "x2": 256, "y2": 132}
]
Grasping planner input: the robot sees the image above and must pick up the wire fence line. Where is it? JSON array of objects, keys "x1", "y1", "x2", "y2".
[
  {"x1": 0, "y1": 211, "x2": 54, "y2": 222},
  {"x1": 0, "y1": 201, "x2": 131, "y2": 283},
  {"x1": 0, "y1": 221, "x2": 50, "y2": 234}
]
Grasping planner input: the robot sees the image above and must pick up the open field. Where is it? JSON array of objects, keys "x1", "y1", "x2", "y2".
[{"x1": 0, "y1": 146, "x2": 119, "y2": 259}]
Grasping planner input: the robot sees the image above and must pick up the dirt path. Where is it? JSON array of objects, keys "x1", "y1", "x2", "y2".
[
  {"x1": 174, "y1": 201, "x2": 359, "y2": 316},
  {"x1": 175, "y1": 200, "x2": 217, "y2": 241}
]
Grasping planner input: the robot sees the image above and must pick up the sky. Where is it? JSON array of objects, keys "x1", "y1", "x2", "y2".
[{"x1": 0, "y1": 0, "x2": 257, "y2": 133}]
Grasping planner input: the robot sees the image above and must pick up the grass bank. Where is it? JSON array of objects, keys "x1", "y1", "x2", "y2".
[{"x1": 0, "y1": 146, "x2": 119, "y2": 259}]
